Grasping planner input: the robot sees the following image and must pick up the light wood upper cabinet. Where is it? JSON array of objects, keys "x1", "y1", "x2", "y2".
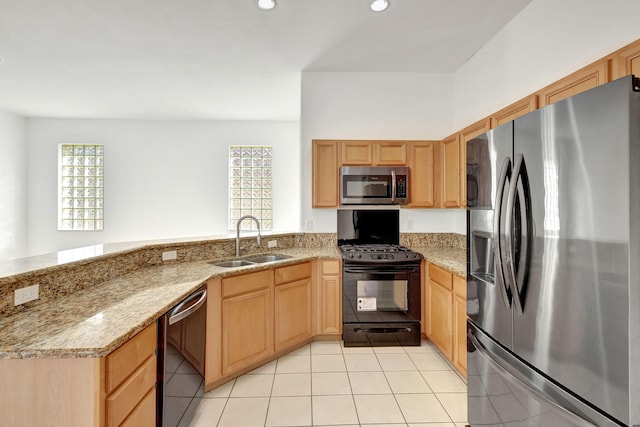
[
  {"x1": 341, "y1": 140, "x2": 373, "y2": 165},
  {"x1": 314, "y1": 259, "x2": 342, "y2": 336},
  {"x1": 537, "y1": 59, "x2": 610, "y2": 107},
  {"x1": 490, "y1": 95, "x2": 537, "y2": 129},
  {"x1": 442, "y1": 133, "x2": 461, "y2": 208},
  {"x1": 613, "y1": 39, "x2": 640, "y2": 79},
  {"x1": 274, "y1": 263, "x2": 312, "y2": 352},
  {"x1": 408, "y1": 141, "x2": 441, "y2": 208},
  {"x1": 459, "y1": 119, "x2": 490, "y2": 208},
  {"x1": 312, "y1": 140, "x2": 340, "y2": 208},
  {"x1": 373, "y1": 141, "x2": 407, "y2": 165}
]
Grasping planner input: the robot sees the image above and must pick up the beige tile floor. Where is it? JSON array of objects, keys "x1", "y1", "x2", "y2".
[{"x1": 190, "y1": 340, "x2": 467, "y2": 427}]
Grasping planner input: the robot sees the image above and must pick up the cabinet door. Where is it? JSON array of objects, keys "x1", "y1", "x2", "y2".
[
  {"x1": 408, "y1": 141, "x2": 440, "y2": 208},
  {"x1": 274, "y1": 278, "x2": 312, "y2": 352},
  {"x1": 312, "y1": 140, "x2": 339, "y2": 207},
  {"x1": 427, "y1": 279, "x2": 453, "y2": 360},
  {"x1": 452, "y1": 274, "x2": 467, "y2": 377},
  {"x1": 374, "y1": 141, "x2": 407, "y2": 165},
  {"x1": 315, "y1": 260, "x2": 342, "y2": 335},
  {"x1": 614, "y1": 39, "x2": 640, "y2": 78},
  {"x1": 222, "y1": 288, "x2": 273, "y2": 375},
  {"x1": 490, "y1": 95, "x2": 537, "y2": 129},
  {"x1": 341, "y1": 141, "x2": 373, "y2": 165},
  {"x1": 537, "y1": 59, "x2": 610, "y2": 107},
  {"x1": 442, "y1": 133, "x2": 460, "y2": 208},
  {"x1": 453, "y1": 294, "x2": 467, "y2": 377},
  {"x1": 460, "y1": 119, "x2": 490, "y2": 208}
]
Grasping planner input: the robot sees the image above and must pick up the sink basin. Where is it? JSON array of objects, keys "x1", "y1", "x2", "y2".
[
  {"x1": 245, "y1": 254, "x2": 292, "y2": 263},
  {"x1": 209, "y1": 260, "x2": 255, "y2": 268}
]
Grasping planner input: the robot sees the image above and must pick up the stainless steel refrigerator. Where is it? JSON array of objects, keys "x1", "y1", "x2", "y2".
[{"x1": 466, "y1": 75, "x2": 640, "y2": 427}]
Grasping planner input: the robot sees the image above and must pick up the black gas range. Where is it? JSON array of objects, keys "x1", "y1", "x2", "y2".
[{"x1": 337, "y1": 209, "x2": 422, "y2": 347}]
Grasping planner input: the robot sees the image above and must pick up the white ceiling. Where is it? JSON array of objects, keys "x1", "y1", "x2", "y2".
[{"x1": 0, "y1": 0, "x2": 531, "y2": 120}]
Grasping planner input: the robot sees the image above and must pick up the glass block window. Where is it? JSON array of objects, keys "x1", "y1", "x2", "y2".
[
  {"x1": 229, "y1": 146, "x2": 272, "y2": 231},
  {"x1": 58, "y1": 144, "x2": 104, "y2": 231}
]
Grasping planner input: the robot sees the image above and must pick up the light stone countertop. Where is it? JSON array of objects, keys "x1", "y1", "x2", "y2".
[{"x1": 0, "y1": 245, "x2": 465, "y2": 360}]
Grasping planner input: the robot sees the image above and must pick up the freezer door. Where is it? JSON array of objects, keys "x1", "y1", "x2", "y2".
[
  {"x1": 468, "y1": 322, "x2": 621, "y2": 427},
  {"x1": 511, "y1": 77, "x2": 633, "y2": 425},
  {"x1": 467, "y1": 122, "x2": 514, "y2": 348}
]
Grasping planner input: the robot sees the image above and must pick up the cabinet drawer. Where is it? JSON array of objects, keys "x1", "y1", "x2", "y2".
[
  {"x1": 222, "y1": 269, "x2": 273, "y2": 298},
  {"x1": 428, "y1": 264, "x2": 452, "y2": 290},
  {"x1": 120, "y1": 387, "x2": 156, "y2": 427},
  {"x1": 321, "y1": 260, "x2": 341, "y2": 275},
  {"x1": 275, "y1": 262, "x2": 311, "y2": 285},
  {"x1": 453, "y1": 274, "x2": 466, "y2": 298},
  {"x1": 106, "y1": 323, "x2": 156, "y2": 394},
  {"x1": 106, "y1": 355, "x2": 156, "y2": 427}
]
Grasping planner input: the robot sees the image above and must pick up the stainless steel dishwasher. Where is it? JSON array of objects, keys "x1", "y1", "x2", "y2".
[{"x1": 157, "y1": 285, "x2": 207, "y2": 427}]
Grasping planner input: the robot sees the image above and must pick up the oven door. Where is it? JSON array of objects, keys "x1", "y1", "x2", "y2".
[{"x1": 342, "y1": 263, "x2": 421, "y2": 346}]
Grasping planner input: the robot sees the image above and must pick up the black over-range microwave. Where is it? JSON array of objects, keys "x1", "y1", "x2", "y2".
[{"x1": 339, "y1": 166, "x2": 409, "y2": 205}]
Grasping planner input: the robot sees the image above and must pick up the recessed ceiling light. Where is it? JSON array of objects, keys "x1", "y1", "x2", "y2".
[
  {"x1": 257, "y1": 0, "x2": 276, "y2": 10},
  {"x1": 370, "y1": 0, "x2": 389, "y2": 12}
]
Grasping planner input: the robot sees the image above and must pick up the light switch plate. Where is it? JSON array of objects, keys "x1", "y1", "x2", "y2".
[{"x1": 15, "y1": 284, "x2": 39, "y2": 306}]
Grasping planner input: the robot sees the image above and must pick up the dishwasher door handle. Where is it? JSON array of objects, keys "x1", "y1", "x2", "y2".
[{"x1": 169, "y1": 289, "x2": 207, "y2": 325}]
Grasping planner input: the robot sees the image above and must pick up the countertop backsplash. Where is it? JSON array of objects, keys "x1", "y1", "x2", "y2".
[{"x1": 0, "y1": 232, "x2": 464, "y2": 317}]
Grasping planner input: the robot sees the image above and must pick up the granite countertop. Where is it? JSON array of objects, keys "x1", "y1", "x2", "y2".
[
  {"x1": 413, "y1": 246, "x2": 466, "y2": 277},
  {"x1": 0, "y1": 245, "x2": 465, "y2": 360}
]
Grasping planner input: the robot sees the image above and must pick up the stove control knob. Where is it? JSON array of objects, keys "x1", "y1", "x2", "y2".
[
  {"x1": 348, "y1": 253, "x2": 354, "y2": 258},
  {"x1": 356, "y1": 253, "x2": 362, "y2": 259}
]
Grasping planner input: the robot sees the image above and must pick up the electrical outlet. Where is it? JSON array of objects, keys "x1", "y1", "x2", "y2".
[
  {"x1": 162, "y1": 250, "x2": 177, "y2": 261},
  {"x1": 305, "y1": 220, "x2": 314, "y2": 230},
  {"x1": 267, "y1": 240, "x2": 278, "y2": 248},
  {"x1": 406, "y1": 219, "x2": 413, "y2": 230},
  {"x1": 14, "y1": 284, "x2": 39, "y2": 306}
]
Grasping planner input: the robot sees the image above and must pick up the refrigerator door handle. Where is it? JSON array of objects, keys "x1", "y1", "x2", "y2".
[
  {"x1": 505, "y1": 153, "x2": 531, "y2": 314},
  {"x1": 493, "y1": 157, "x2": 512, "y2": 308},
  {"x1": 469, "y1": 325, "x2": 599, "y2": 427}
]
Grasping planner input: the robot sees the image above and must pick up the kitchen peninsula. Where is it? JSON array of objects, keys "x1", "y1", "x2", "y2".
[{"x1": 0, "y1": 232, "x2": 465, "y2": 427}]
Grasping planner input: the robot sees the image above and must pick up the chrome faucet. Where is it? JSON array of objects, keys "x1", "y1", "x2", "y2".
[{"x1": 236, "y1": 215, "x2": 262, "y2": 257}]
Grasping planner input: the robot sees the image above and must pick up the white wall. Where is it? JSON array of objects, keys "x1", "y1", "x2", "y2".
[
  {"x1": 0, "y1": 111, "x2": 28, "y2": 260},
  {"x1": 26, "y1": 119, "x2": 299, "y2": 255},
  {"x1": 300, "y1": 71, "x2": 466, "y2": 234},
  {"x1": 453, "y1": 0, "x2": 640, "y2": 130}
]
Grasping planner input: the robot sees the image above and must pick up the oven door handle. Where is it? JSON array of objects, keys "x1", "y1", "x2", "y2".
[
  {"x1": 353, "y1": 327, "x2": 414, "y2": 334},
  {"x1": 343, "y1": 265, "x2": 420, "y2": 274}
]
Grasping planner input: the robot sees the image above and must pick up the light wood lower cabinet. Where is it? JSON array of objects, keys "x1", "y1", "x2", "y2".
[
  {"x1": 452, "y1": 274, "x2": 467, "y2": 377},
  {"x1": 314, "y1": 259, "x2": 342, "y2": 335},
  {"x1": 274, "y1": 263, "x2": 312, "y2": 352},
  {"x1": 0, "y1": 323, "x2": 157, "y2": 427},
  {"x1": 426, "y1": 263, "x2": 467, "y2": 377},
  {"x1": 221, "y1": 270, "x2": 274, "y2": 375},
  {"x1": 427, "y1": 264, "x2": 453, "y2": 360},
  {"x1": 208, "y1": 262, "x2": 315, "y2": 384}
]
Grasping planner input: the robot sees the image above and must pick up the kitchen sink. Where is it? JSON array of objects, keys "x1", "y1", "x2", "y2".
[
  {"x1": 209, "y1": 259, "x2": 255, "y2": 268},
  {"x1": 208, "y1": 253, "x2": 292, "y2": 268},
  {"x1": 245, "y1": 254, "x2": 292, "y2": 263}
]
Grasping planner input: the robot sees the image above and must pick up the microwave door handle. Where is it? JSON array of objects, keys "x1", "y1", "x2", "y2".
[{"x1": 391, "y1": 170, "x2": 397, "y2": 202}]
